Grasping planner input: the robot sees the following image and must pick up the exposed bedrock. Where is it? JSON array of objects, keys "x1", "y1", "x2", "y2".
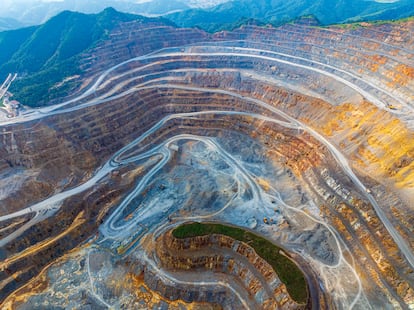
[
  {"x1": 153, "y1": 230, "x2": 305, "y2": 309},
  {"x1": 0, "y1": 84, "x2": 412, "y2": 307},
  {"x1": 0, "y1": 161, "x2": 148, "y2": 302},
  {"x1": 0, "y1": 18, "x2": 413, "y2": 309}
]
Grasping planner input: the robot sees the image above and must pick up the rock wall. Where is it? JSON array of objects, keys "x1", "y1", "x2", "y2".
[{"x1": 153, "y1": 230, "x2": 302, "y2": 309}]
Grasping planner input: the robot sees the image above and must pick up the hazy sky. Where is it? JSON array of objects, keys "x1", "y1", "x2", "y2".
[
  {"x1": 2, "y1": 0, "x2": 150, "y2": 3},
  {"x1": 0, "y1": 0, "x2": 402, "y2": 18},
  {"x1": 1, "y1": 0, "x2": 150, "y2": 6},
  {"x1": 1, "y1": 0, "x2": 402, "y2": 4},
  {"x1": 2, "y1": 0, "x2": 64, "y2": 7}
]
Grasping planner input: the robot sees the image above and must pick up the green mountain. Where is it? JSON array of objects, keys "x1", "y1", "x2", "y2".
[
  {"x1": 1, "y1": 0, "x2": 190, "y2": 27},
  {"x1": 0, "y1": 8, "x2": 173, "y2": 107},
  {"x1": 2, "y1": 3, "x2": 413, "y2": 107},
  {"x1": 167, "y1": 0, "x2": 414, "y2": 32}
]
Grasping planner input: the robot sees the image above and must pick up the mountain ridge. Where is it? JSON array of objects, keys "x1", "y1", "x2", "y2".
[
  {"x1": 167, "y1": 0, "x2": 414, "y2": 32},
  {"x1": 1, "y1": 7, "x2": 413, "y2": 107},
  {"x1": 0, "y1": 17, "x2": 26, "y2": 32},
  {"x1": 0, "y1": 0, "x2": 194, "y2": 28},
  {"x1": 0, "y1": 8, "x2": 175, "y2": 107}
]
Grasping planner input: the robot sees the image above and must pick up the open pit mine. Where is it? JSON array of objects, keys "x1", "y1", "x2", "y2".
[{"x1": 0, "y1": 16, "x2": 413, "y2": 310}]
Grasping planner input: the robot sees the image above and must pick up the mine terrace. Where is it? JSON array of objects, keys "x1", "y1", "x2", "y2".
[{"x1": 0, "y1": 14, "x2": 413, "y2": 310}]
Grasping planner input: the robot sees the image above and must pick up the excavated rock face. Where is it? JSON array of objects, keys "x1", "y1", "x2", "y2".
[
  {"x1": 0, "y1": 18, "x2": 414, "y2": 309},
  {"x1": 154, "y1": 231, "x2": 302, "y2": 309}
]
